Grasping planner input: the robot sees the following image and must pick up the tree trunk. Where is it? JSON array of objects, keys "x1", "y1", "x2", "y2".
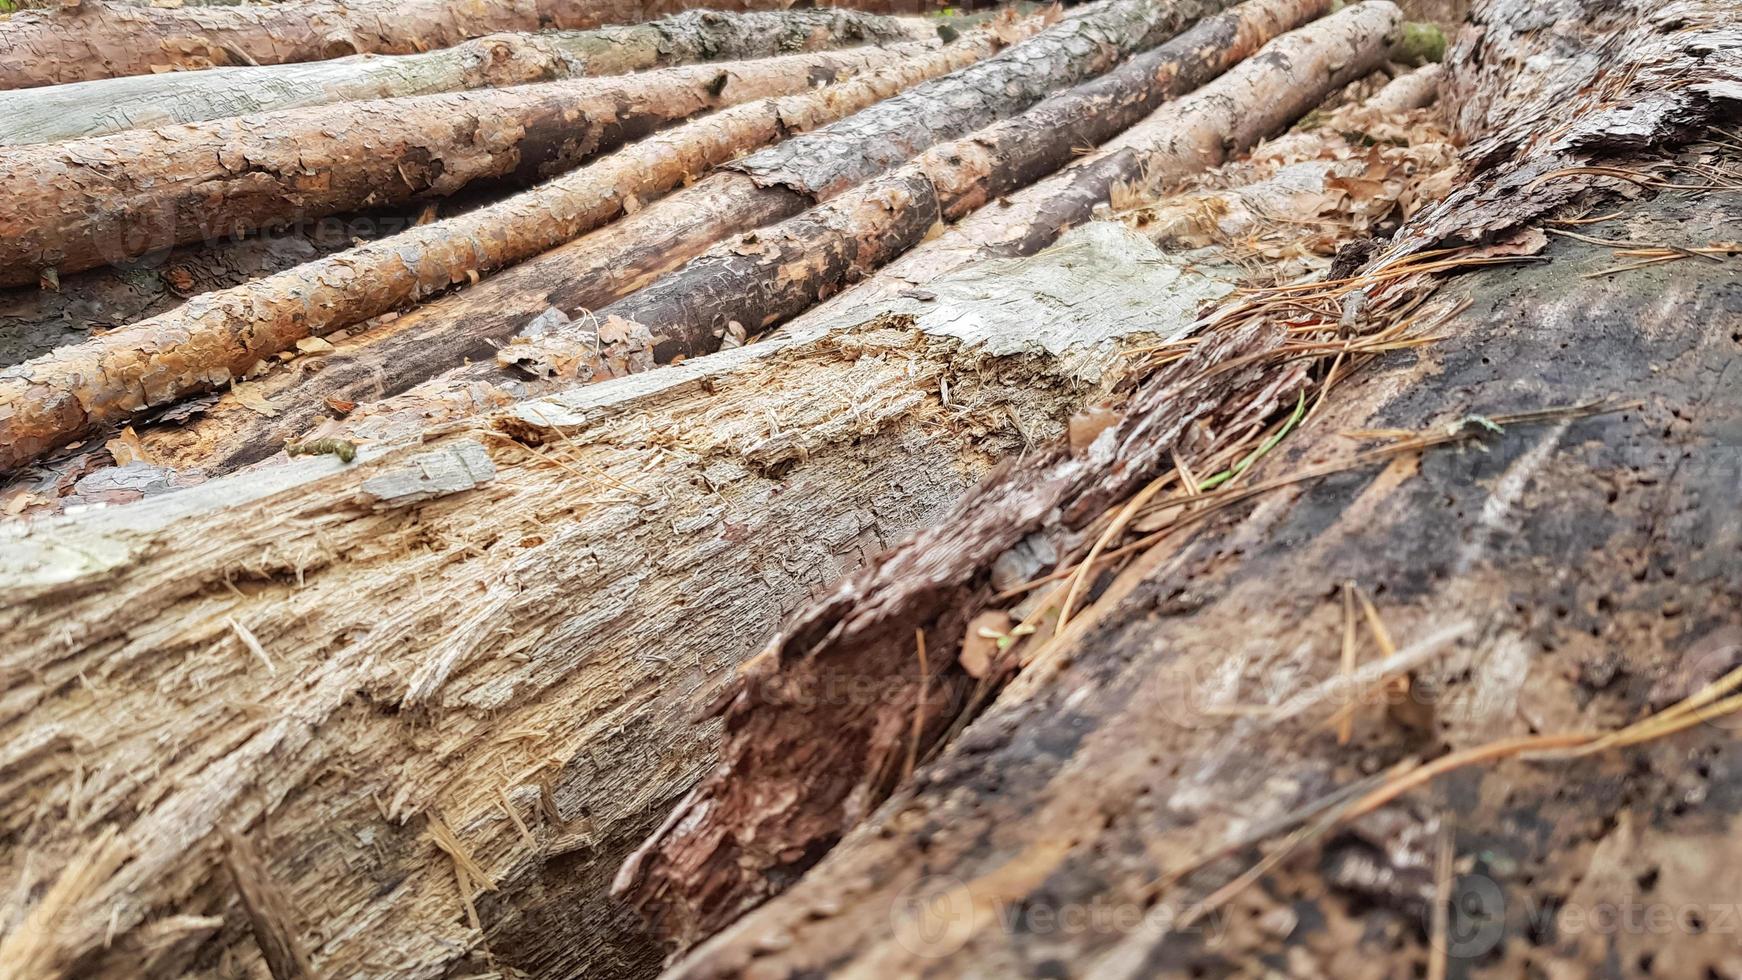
[
  {"x1": 0, "y1": 32, "x2": 1008, "y2": 476},
  {"x1": 616, "y1": 0, "x2": 1742, "y2": 967},
  {"x1": 117, "y1": 0, "x2": 1227, "y2": 473},
  {"x1": 0, "y1": 39, "x2": 958, "y2": 288},
  {"x1": 569, "y1": 1, "x2": 1393, "y2": 377},
  {"x1": 0, "y1": 8, "x2": 929, "y2": 146},
  {"x1": 0, "y1": 229, "x2": 1187, "y2": 979},
  {"x1": 0, "y1": 0, "x2": 963, "y2": 89}
]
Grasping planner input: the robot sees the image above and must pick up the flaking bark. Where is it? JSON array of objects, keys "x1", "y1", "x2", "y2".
[
  {"x1": 0, "y1": 8, "x2": 927, "y2": 146},
  {"x1": 0, "y1": 0, "x2": 964, "y2": 89},
  {"x1": 0, "y1": 43, "x2": 944, "y2": 288}
]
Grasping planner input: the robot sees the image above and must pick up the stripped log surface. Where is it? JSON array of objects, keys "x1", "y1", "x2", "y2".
[
  {"x1": 613, "y1": 0, "x2": 1742, "y2": 967},
  {"x1": 0, "y1": 32, "x2": 1013, "y2": 474},
  {"x1": 0, "y1": 8, "x2": 928, "y2": 146},
  {"x1": 0, "y1": 40, "x2": 952, "y2": 287},
  {"x1": 116, "y1": 0, "x2": 1229, "y2": 473},
  {"x1": 0, "y1": 0, "x2": 964, "y2": 89},
  {"x1": 570, "y1": 0, "x2": 1393, "y2": 378},
  {"x1": 0, "y1": 230, "x2": 1195, "y2": 978}
]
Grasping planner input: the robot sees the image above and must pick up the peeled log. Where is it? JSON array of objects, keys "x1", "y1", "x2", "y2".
[
  {"x1": 0, "y1": 42, "x2": 958, "y2": 289},
  {"x1": 0, "y1": 0, "x2": 964, "y2": 90},
  {"x1": 214, "y1": 0, "x2": 1240, "y2": 459},
  {"x1": 1, "y1": 31, "x2": 1010, "y2": 477},
  {"x1": 0, "y1": 235, "x2": 1172, "y2": 978},
  {"x1": 0, "y1": 8, "x2": 928, "y2": 146},
  {"x1": 569, "y1": 0, "x2": 1394, "y2": 376}
]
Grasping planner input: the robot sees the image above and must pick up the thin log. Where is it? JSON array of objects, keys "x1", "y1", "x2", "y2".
[
  {"x1": 569, "y1": 0, "x2": 1394, "y2": 376},
  {"x1": 617, "y1": 0, "x2": 1742, "y2": 962},
  {"x1": 0, "y1": 199, "x2": 442, "y2": 375},
  {"x1": 0, "y1": 8, "x2": 929, "y2": 146},
  {"x1": 0, "y1": 31, "x2": 1010, "y2": 476},
  {"x1": 0, "y1": 232, "x2": 1178, "y2": 977},
  {"x1": 0, "y1": 0, "x2": 963, "y2": 89},
  {"x1": 0, "y1": 41, "x2": 953, "y2": 289},
  {"x1": 163, "y1": 0, "x2": 1243, "y2": 466}
]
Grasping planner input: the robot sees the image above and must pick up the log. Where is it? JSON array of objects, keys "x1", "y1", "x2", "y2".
[
  {"x1": 564, "y1": 0, "x2": 1395, "y2": 377},
  {"x1": 0, "y1": 40, "x2": 955, "y2": 289},
  {"x1": 0, "y1": 0, "x2": 963, "y2": 89},
  {"x1": 0, "y1": 228, "x2": 1193, "y2": 978},
  {"x1": 125, "y1": 0, "x2": 1228, "y2": 472},
  {"x1": 616, "y1": 0, "x2": 1742, "y2": 965},
  {"x1": 0, "y1": 30, "x2": 1010, "y2": 477},
  {"x1": 783, "y1": 0, "x2": 1412, "y2": 333},
  {"x1": 0, "y1": 8, "x2": 929, "y2": 146},
  {"x1": 657, "y1": 184, "x2": 1742, "y2": 980}
]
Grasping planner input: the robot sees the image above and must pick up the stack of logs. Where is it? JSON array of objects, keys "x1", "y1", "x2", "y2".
[{"x1": 3, "y1": 0, "x2": 1734, "y2": 976}]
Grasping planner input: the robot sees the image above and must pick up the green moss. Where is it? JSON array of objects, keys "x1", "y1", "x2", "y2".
[{"x1": 1392, "y1": 21, "x2": 1448, "y2": 65}]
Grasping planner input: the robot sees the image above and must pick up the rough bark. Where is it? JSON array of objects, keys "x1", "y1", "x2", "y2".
[
  {"x1": 0, "y1": 0, "x2": 965, "y2": 89},
  {"x1": 0, "y1": 41, "x2": 948, "y2": 289},
  {"x1": 789, "y1": 0, "x2": 1409, "y2": 332},
  {"x1": 133, "y1": 0, "x2": 1224, "y2": 471},
  {"x1": 0, "y1": 8, "x2": 928, "y2": 146},
  {"x1": 568, "y1": 0, "x2": 1391, "y2": 377},
  {"x1": 0, "y1": 36, "x2": 1023, "y2": 477},
  {"x1": 654, "y1": 182, "x2": 1742, "y2": 980},
  {"x1": 0, "y1": 235, "x2": 1175, "y2": 978},
  {"x1": 615, "y1": 0, "x2": 1742, "y2": 954}
]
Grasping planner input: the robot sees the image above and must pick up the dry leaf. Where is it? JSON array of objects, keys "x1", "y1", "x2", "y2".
[
  {"x1": 230, "y1": 382, "x2": 281, "y2": 418},
  {"x1": 104, "y1": 425, "x2": 154, "y2": 467},
  {"x1": 295, "y1": 337, "x2": 336, "y2": 355}
]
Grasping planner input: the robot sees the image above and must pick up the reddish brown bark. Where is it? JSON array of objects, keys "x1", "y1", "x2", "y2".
[
  {"x1": 0, "y1": 42, "x2": 951, "y2": 288},
  {"x1": 0, "y1": 36, "x2": 1001, "y2": 474},
  {"x1": 0, "y1": 0, "x2": 968, "y2": 90},
  {"x1": 610, "y1": 1, "x2": 1408, "y2": 948}
]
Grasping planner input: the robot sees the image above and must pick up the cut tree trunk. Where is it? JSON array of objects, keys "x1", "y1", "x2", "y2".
[
  {"x1": 0, "y1": 30, "x2": 1011, "y2": 476},
  {"x1": 0, "y1": 40, "x2": 954, "y2": 288},
  {"x1": 121, "y1": 0, "x2": 1227, "y2": 472},
  {"x1": 0, "y1": 0, "x2": 963, "y2": 89},
  {"x1": 561, "y1": 0, "x2": 1394, "y2": 378},
  {"x1": 616, "y1": 0, "x2": 1742, "y2": 964},
  {"x1": 0, "y1": 228, "x2": 1193, "y2": 979},
  {"x1": 0, "y1": 8, "x2": 928, "y2": 146}
]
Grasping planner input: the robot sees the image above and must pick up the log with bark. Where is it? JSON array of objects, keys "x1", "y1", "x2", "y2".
[
  {"x1": 0, "y1": 0, "x2": 965, "y2": 89},
  {"x1": 0, "y1": 37, "x2": 968, "y2": 288},
  {"x1": 614, "y1": 0, "x2": 1742, "y2": 965},
  {"x1": 75, "y1": 0, "x2": 1225, "y2": 473},
  {"x1": 0, "y1": 228, "x2": 1203, "y2": 977},
  {"x1": 550, "y1": 0, "x2": 1396, "y2": 380},
  {"x1": 0, "y1": 8, "x2": 928, "y2": 146},
  {"x1": 0, "y1": 26, "x2": 1014, "y2": 478}
]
